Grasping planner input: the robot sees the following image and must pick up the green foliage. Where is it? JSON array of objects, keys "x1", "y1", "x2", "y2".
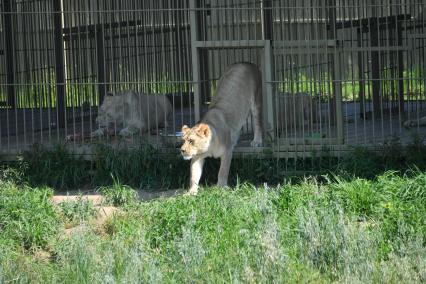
[
  {"x1": 278, "y1": 72, "x2": 333, "y2": 98},
  {"x1": 0, "y1": 165, "x2": 25, "y2": 184},
  {"x1": 405, "y1": 133, "x2": 426, "y2": 168},
  {"x1": 0, "y1": 182, "x2": 60, "y2": 249},
  {"x1": 276, "y1": 68, "x2": 425, "y2": 102},
  {"x1": 143, "y1": 74, "x2": 190, "y2": 94},
  {"x1": 1, "y1": 172, "x2": 426, "y2": 282},
  {"x1": 92, "y1": 143, "x2": 188, "y2": 189},
  {"x1": 9, "y1": 136, "x2": 426, "y2": 192},
  {"x1": 381, "y1": 136, "x2": 405, "y2": 168},
  {"x1": 59, "y1": 197, "x2": 98, "y2": 225},
  {"x1": 104, "y1": 211, "x2": 144, "y2": 237},
  {"x1": 338, "y1": 146, "x2": 383, "y2": 178},
  {"x1": 0, "y1": 68, "x2": 192, "y2": 109},
  {"x1": 99, "y1": 176, "x2": 138, "y2": 206},
  {"x1": 21, "y1": 143, "x2": 91, "y2": 189}
]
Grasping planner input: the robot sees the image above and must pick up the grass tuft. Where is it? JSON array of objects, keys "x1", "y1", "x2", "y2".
[
  {"x1": 99, "y1": 175, "x2": 138, "y2": 207},
  {"x1": 0, "y1": 181, "x2": 60, "y2": 249},
  {"x1": 59, "y1": 196, "x2": 98, "y2": 225}
]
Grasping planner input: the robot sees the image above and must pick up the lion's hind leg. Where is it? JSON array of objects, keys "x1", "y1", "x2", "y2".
[{"x1": 250, "y1": 96, "x2": 263, "y2": 147}]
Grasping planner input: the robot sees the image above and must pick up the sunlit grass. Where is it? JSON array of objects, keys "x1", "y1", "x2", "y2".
[{"x1": 0, "y1": 170, "x2": 425, "y2": 283}]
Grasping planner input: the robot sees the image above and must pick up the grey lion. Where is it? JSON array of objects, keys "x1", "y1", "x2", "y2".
[{"x1": 91, "y1": 90, "x2": 172, "y2": 137}]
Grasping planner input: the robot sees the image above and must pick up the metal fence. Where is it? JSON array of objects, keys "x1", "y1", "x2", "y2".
[{"x1": 0, "y1": 0, "x2": 425, "y2": 158}]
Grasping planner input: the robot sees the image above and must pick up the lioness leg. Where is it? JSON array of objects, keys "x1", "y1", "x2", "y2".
[
  {"x1": 217, "y1": 152, "x2": 232, "y2": 187},
  {"x1": 250, "y1": 99, "x2": 263, "y2": 147},
  {"x1": 91, "y1": 128, "x2": 106, "y2": 137},
  {"x1": 119, "y1": 125, "x2": 140, "y2": 137},
  {"x1": 188, "y1": 157, "x2": 205, "y2": 195}
]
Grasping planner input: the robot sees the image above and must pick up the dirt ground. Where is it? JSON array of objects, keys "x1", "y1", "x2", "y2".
[
  {"x1": 51, "y1": 188, "x2": 184, "y2": 205},
  {"x1": 50, "y1": 188, "x2": 184, "y2": 237}
]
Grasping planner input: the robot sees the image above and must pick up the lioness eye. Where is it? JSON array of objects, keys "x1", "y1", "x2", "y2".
[{"x1": 189, "y1": 139, "x2": 194, "y2": 144}]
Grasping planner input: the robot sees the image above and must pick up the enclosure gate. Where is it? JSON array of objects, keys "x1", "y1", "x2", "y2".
[{"x1": 188, "y1": 0, "x2": 345, "y2": 157}]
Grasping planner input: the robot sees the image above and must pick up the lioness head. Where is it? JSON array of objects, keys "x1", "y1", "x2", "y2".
[
  {"x1": 96, "y1": 93, "x2": 124, "y2": 127},
  {"x1": 180, "y1": 123, "x2": 212, "y2": 160}
]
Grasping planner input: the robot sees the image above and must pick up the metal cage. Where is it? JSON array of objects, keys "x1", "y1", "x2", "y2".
[{"x1": 0, "y1": 0, "x2": 425, "y2": 159}]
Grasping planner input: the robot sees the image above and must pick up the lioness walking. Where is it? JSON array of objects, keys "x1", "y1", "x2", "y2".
[{"x1": 180, "y1": 63, "x2": 263, "y2": 195}]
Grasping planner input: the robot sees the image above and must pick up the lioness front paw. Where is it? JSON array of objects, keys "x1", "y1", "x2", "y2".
[
  {"x1": 403, "y1": 120, "x2": 414, "y2": 129},
  {"x1": 91, "y1": 128, "x2": 105, "y2": 137},
  {"x1": 250, "y1": 139, "x2": 263, "y2": 147},
  {"x1": 119, "y1": 128, "x2": 134, "y2": 137},
  {"x1": 217, "y1": 185, "x2": 230, "y2": 190},
  {"x1": 184, "y1": 188, "x2": 198, "y2": 196}
]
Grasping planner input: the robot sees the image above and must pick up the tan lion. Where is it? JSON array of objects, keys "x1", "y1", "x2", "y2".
[
  {"x1": 180, "y1": 63, "x2": 263, "y2": 195},
  {"x1": 91, "y1": 90, "x2": 172, "y2": 137}
]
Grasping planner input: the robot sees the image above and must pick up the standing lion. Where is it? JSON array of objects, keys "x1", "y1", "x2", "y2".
[{"x1": 180, "y1": 63, "x2": 263, "y2": 195}]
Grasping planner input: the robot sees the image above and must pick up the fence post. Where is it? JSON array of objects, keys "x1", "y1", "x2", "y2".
[
  {"x1": 262, "y1": 0, "x2": 274, "y2": 139},
  {"x1": 96, "y1": 25, "x2": 107, "y2": 105},
  {"x1": 357, "y1": 28, "x2": 366, "y2": 118},
  {"x1": 397, "y1": 22, "x2": 404, "y2": 113},
  {"x1": 198, "y1": 1, "x2": 210, "y2": 106},
  {"x1": 262, "y1": 0, "x2": 273, "y2": 40},
  {"x1": 52, "y1": 0, "x2": 66, "y2": 128},
  {"x1": 263, "y1": 41, "x2": 275, "y2": 136},
  {"x1": 327, "y1": 0, "x2": 344, "y2": 145},
  {"x1": 370, "y1": 19, "x2": 381, "y2": 118},
  {"x1": 3, "y1": 0, "x2": 15, "y2": 108},
  {"x1": 190, "y1": 0, "x2": 201, "y2": 122},
  {"x1": 334, "y1": 50, "x2": 344, "y2": 145}
]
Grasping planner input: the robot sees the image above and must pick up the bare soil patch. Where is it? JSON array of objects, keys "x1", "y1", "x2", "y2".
[{"x1": 51, "y1": 188, "x2": 183, "y2": 237}]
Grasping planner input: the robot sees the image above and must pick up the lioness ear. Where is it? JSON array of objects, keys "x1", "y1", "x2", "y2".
[
  {"x1": 196, "y1": 123, "x2": 210, "y2": 138},
  {"x1": 181, "y1": 125, "x2": 190, "y2": 134}
]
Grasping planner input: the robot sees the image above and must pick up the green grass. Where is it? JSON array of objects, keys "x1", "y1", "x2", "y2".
[
  {"x1": 59, "y1": 196, "x2": 98, "y2": 226},
  {"x1": 99, "y1": 176, "x2": 138, "y2": 207},
  {"x1": 5, "y1": 134, "x2": 426, "y2": 192},
  {"x1": 0, "y1": 169, "x2": 425, "y2": 283},
  {"x1": 0, "y1": 181, "x2": 60, "y2": 249},
  {"x1": 20, "y1": 143, "x2": 92, "y2": 189}
]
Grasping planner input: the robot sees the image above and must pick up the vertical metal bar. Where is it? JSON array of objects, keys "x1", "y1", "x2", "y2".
[
  {"x1": 332, "y1": 4, "x2": 343, "y2": 147},
  {"x1": 96, "y1": 25, "x2": 107, "y2": 105},
  {"x1": 189, "y1": 0, "x2": 201, "y2": 122},
  {"x1": 21, "y1": 1, "x2": 31, "y2": 147},
  {"x1": 28, "y1": 0, "x2": 37, "y2": 145},
  {"x1": 52, "y1": 0, "x2": 66, "y2": 129},
  {"x1": 37, "y1": 0, "x2": 44, "y2": 144},
  {"x1": 422, "y1": 0, "x2": 426, "y2": 118},
  {"x1": 261, "y1": 0, "x2": 273, "y2": 40},
  {"x1": 397, "y1": 21, "x2": 404, "y2": 116},
  {"x1": 307, "y1": 0, "x2": 315, "y2": 159},
  {"x1": 3, "y1": 0, "x2": 15, "y2": 109},
  {"x1": 370, "y1": 18, "x2": 381, "y2": 119},
  {"x1": 377, "y1": 2, "x2": 384, "y2": 142},
  {"x1": 263, "y1": 40, "x2": 274, "y2": 136},
  {"x1": 357, "y1": 27, "x2": 366, "y2": 119},
  {"x1": 42, "y1": 0, "x2": 52, "y2": 143},
  {"x1": 87, "y1": 0, "x2": 95, "y2": 138},
  {"x1": 328, "y1": 0, "x2": 344, "y2": 145},
  {"x1": 198, "y1": 1, "x2": 209, "y2": 111}
]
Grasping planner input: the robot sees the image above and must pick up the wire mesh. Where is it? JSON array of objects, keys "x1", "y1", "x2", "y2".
[{"x1": 0, "y1": 0, "x2": 425, "y2": 159}]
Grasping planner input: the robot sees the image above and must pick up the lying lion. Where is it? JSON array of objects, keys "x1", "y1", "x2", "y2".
[
  {"x1": 180, "y1": 63, "x2": 263, "y2": 195},
  {"x1": 403, "y1": 116, "x2": 426, "y2": 129},
  {"x1": 91, "y1": 90, "x2": 172, "y2": 137}
]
